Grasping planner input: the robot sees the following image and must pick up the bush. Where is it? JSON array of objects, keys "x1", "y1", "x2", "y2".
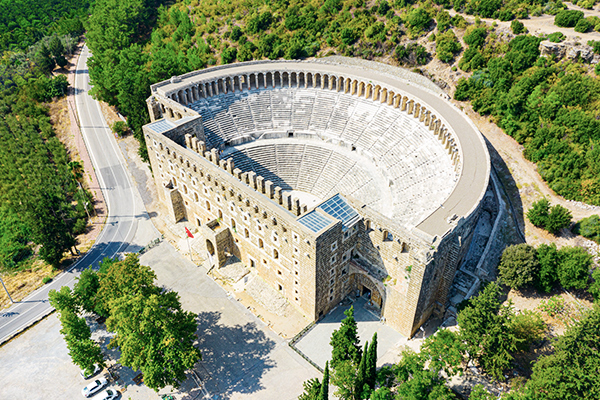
[
  {"x1": 535, "y1": 244, "x2": 559, "y2": 293},
  {"x1": 510, "y1": 310, "x2": 546, "y2": 352},
  {"x1": 527, "y1": 199, "x2": 571, "y2": 234},
  {"x1": 574, "y1": 18, "x2": 593, "y2": 33},
  {"x1": 554, "y1": 10, "x2": 584, "y2": 28},
  {"x1": 42, "y1": 276, "x2": 53, "y2": 284},
  {"x1": 548, "y1": 32, "x2": 566, "y2": 42},
  {"x1": 511, "y1": 20, "x2": 526, "y2": 34},
  {"x1": 527, "y1": 198, "x2": 550, "y2": 228},
  {"x1": 558, "y1": 246, "x2": 592, "y2": 290},
  {"x1": 575, "y1": 214, "x2": 600, "y2": 243},
  {"x1": 406, "y1": 7, "x2": 432, "y2": 36},
  {"x1": 499, "y1": 244, "x2": 539, "y2": 290},
  {"x1": 546, "y1": 204, "x2": 572, "y2": 234},
  {"x1": 110, "y1": 120, "x2": 128, "y2": 137},
  {"x1": 589, "y1": 40, "x2": 600, "y2": 54},
  {"x1": 221, "y1": 47, "x2": 237, "y2": 64},
  {"x1": 436, "y1": 30, "x2": 462, "y2": 62}
]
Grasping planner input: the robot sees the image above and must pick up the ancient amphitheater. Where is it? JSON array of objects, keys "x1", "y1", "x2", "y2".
[{"x1": 142, "y1": 58, "x2": 490, "y2": 336}]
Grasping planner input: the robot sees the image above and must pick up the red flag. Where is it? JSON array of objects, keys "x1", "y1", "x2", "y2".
[{"x1": 185, "y1": 227, "x2": 194, "y2": 239}]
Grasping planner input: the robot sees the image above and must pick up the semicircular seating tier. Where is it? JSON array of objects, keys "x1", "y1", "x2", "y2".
[{"x1": 188, "y1": 86, "x2": 458, "y2": 229}]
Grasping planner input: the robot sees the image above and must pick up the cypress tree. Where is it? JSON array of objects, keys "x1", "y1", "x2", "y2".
[
  {"x1": 355, "y1": 341, "x2": 368, "y2": 400},
  {"x1": 366, "y1": 332, "x2": 378, "y2": 389},
  {"x1": 318, "y1": 361, "x2": 329, "y2": 400}
]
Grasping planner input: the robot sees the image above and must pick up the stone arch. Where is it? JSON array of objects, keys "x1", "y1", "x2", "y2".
[
  {"x1": 373, "y1": 85, "x2": 381, "y2": 101},
  {"x1": 249, "y1": 74, "x2": 256, "y2": 90},
  {"x1": 322, "y1": 74, "x2": 329, "y2": 90},
  {"x1": 349, "y1": 271, "x2": 385, "y2": 310},
  {"x1": 266, "y1": 72, "x2": 274, "y2": 88},
  {"x1": 381, "y1": 88, "x2": 388, "y2": 103},
  {"x1": 315, "y1": 73, "x2": 322, "y2": 89},
  {"x1": 206, "y1": 239, "x2": 215, "y2": 256},
  {"x1": 282, "y1": 71, "x2": 289, "y2": 87},
  {"x1": 290, "y1": 72, "x2": 297, "y2": 87},
  {"x1": 306, "y1": 72, "x2": 313, "y2": 88},
  {"x1": 177, "y1": 90, "x2": 184, "y2": 104},
  {"x1": 274, "y1": 71, "x2": 281, "y2": 87},
  {"x1": 358, "y1": 81, "x2": 365, "y2": 97}
]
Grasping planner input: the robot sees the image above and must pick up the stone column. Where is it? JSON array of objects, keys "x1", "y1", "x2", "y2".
[
  {"x1": 227, "y1": 158, "x2": 235, "y2": 174},
  {"x1": 233, "y1": 168, "x2": 242, "y2": 180},
  {"x1": 256, "y1": 175, "x2": 265, "y2": 193},
  {"x1": 274, "y1": 186, "x2": 282, "y2": 204},
  {"x1": 282, "y1": 192, "x2": 292, "y2": 210},
  {"x1": 248, "y1": 171, "x2": 257, "y2": 189},
  {"x1": 211, "y1": 148, "x2": 220, "y2": 164}
]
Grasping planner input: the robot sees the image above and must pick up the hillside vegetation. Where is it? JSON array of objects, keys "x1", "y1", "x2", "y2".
[{"x1": 0, "y1": 0, "x2": 92, "y2": 272}]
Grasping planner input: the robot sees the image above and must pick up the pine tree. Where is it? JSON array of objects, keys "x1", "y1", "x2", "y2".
[
  {"x1": 366, "y1": 332, "x2": 378, "y2": 389},
  {"x1": 330, "y1": 306, "x2": 362, "y2": 368},
  {"x1": 318, "y1": 361, "x2": 329, "y2": 400}
]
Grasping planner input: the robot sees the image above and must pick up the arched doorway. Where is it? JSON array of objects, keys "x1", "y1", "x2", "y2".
[{"x1": 206, "y1": 239, "x2": 215, "y2": 256}]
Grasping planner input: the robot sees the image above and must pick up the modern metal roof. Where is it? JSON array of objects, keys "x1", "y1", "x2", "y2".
[
  {"x1": 317, "y1": 194, "x2": 360, "y2": 231},
  {"x1": 147, "y1": 118, "x2": 175, "y2": 133},
  {"x1": 298, "y1": 210, "x2": 334, "y2": 233}
]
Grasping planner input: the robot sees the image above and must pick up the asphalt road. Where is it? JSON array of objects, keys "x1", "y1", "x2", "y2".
[{"x1": 0, "y1": 45, "x2": 148, "y2": 345}]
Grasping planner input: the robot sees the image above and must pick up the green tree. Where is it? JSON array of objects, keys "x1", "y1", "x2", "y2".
[
  {"x1": 330, "y1": 307, "x2": 362, "y2": 368},
  {"x1": 395, "y1": 349, "x2": 457, "y2": 399},
  {"x1": 73, "y1": 268, "x2": 100, "y2": 314},
  {"x1": 535, "y1": 244, "x2": 559, "y2": 293},
  {"x1": 546, "y1": 205, "x2": 572, "y2": 234},
  {"x1": 49, "y1": 286, "x2": 79, "y2": 313},
  {"x1": 107, "y1": 291, "x2": 201, "y2": 391},
  {"x1": 589, "y1": 269, "x2": 600, "y2": 301},
  {"x1": 498, "y1": 244, "x2": 539, "y2": 290},
  {"x1": 557, "y1": 246, "x2": 592, "y2": 290},
  {"x1": 469, "y1": 385, "x2": 494, "y2": 399},
  {"x1": 526, "y1": 305, "x2": 600, "y2": 399},
  {"x1": 575, "y1": 214, "x2": 600, "y2": 243},
  {"x1": 420, "y1": 328, "x2": 465, "y2": 376},
  {"x1": 527, "y1": 198, "x2": 550, "y2": 228},
  {"x1": 406, "y1": 8, "x2": 432, "y2": 37},
  {"x1": 96, "y1": 253, "x2": 159, "y2": 317},
  {"x1": 511, "y1": 20, "x2": 526, "y2": 34},
  {"x1": 554, "y1": 10, "x2": 584, "y2": 28},
  {"x1": 36, "y1": 44, "x2": 56, "y2": 74},
  {"x1": 457, "y1": 282, "x2": 519, "y2": 380},
  {"x1": 436, "y1": 10, "x2": 451, "y2": 32},
  {"x1": 436, "y1": 30, "x2": 462, "y2": 62},
  {"x1": 370, "y1": 387, "x2": 392, "y2": 400},
  {"x1": 59, "y1": 309, "x2": 104, "y2": 374},
  {"x1": 319, "y1": 362, "x2": 330, "y2": 400},
  {"x1": 299, "y1": 378, "x2": 322, "y2": 400},
  {"x1": 365, "y1": 332, "x2": 377, "y2": 389},
  {"x1": 355, "y1": 341, "x2": 369, "y2": 400}
]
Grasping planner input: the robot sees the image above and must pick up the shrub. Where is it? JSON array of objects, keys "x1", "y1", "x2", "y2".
[
  {"x1": 42, "y1": 276, "x2": 53, "y2": 284},
  {"x1": 221, "y1": 47, "x2": 237, "y2": 64},
  {"x1": 546, "y1": 204, "x2": 572, "y2": 234},
  {"x1": 436, "y1": 29, "x2": 462, "y2": 62},
  {"x1": 230, "y1": 26, "x2": 243, "y2": 41},
  {"x1": 527, "y1": 198, "x2": 550, "y2": 228},
  {"x1": 548, "y1": 32, "x2": 566, "y2": 42},
  {"x1": 510, "y1": 310, "x2": 546, "y2": 352},
  {"x1": 499, "y1": 244, "x2": 539, "y2": 290},
  {"x1": 558, "y1": 246, "x2": 592, "y2": 290},
  {"x1": 589, "y1": 269, "x2": 600, "y2": 301},
  {"x1": 535, "y1": 244, "x2": 559, "y2": 293},
  {"x1": 574, "y1": 18, "x2": 593, "y2": 32},
  {"x1": 463, "y1": 27, "x2": 487, "y2": 48},
  {"x1": 406, "y1": 7, "x2": 432, "y2": 36},
  {"x1": 436, "y1": 10, "x2": 451, "y2": 32},
  {"x1": 110, "y1": 120, "x2": 128, "y2": 137},
  {"x1": 589, "y1": 40, "x2": 600, "y2": 54},
  {"x1": 511, "y1": 20, "x2": 526, "y2": 34},
  {"x1": 554, "y1": 10, "x2": 584, "y2": 28},
  {"x1": 574, "y1": 214, "x2": 600, "y2": 243}
]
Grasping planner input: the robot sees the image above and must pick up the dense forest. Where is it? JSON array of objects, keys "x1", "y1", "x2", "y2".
[{"x1": 0, "y1": 0, "x2": 92, "y2": 272}]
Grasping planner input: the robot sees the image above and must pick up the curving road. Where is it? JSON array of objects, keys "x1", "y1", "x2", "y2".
[{"x1": 0, "y1": 44, "x2": 155, "y2": 345}]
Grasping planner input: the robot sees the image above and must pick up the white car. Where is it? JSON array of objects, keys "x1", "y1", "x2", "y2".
[
  {"x1": 80, "y1": 364, "x2": 101, "y2": 380},
  {"x1": 96, "y1": 389, "x2": 119, "y2": 400},
  {"x1": 82, "y1": 376, "x2": 108, "y2": 397}
]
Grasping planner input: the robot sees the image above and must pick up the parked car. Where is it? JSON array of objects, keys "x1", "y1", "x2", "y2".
[
  {"x1": 96, "y1": 389, "x2": 119, "y2": 400},
  {"x1": 80, "y1": 364, "x2": 102, "y2": 380},
  {"x1": 82, "y1": 377, "x2": 108, "y2": 398}
]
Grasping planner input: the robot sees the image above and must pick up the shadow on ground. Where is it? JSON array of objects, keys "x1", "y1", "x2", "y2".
[{"x1": 195, "y1": 311, "x2": 276, "y2": 399}]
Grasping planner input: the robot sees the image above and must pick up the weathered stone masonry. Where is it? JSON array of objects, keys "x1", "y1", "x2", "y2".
[{"x1": 143, "y1": 60, "x2": 490, "y2": 337}]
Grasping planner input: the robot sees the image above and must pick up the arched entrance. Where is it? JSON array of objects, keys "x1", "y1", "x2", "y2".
[{"x1": 206, "y1": 239, "x2": 215, "y2": 256}]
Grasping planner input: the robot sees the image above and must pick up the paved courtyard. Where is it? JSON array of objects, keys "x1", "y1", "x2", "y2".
[
  {"x1": 294, "y1": 296, "x2": 405, "y2": 369},
  {"x1": 0, "y1": 241, "x2": 319, "y2": 400}
]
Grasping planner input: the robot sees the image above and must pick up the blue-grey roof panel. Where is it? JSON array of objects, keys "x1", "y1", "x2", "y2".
[
  {"x1": 147, "y1": 119, "x2": 175, "y2": 133},
  {"x1": 318, "y1": 194, "x2": 360, "y2": 229},
  {"x1": 298, "y1": 210, "x2": 333, "y2": 233}
]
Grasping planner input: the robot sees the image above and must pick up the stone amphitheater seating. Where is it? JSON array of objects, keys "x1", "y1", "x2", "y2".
[{"x1": 188, "y1": 86, "x2": 457, "y2": 226}]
